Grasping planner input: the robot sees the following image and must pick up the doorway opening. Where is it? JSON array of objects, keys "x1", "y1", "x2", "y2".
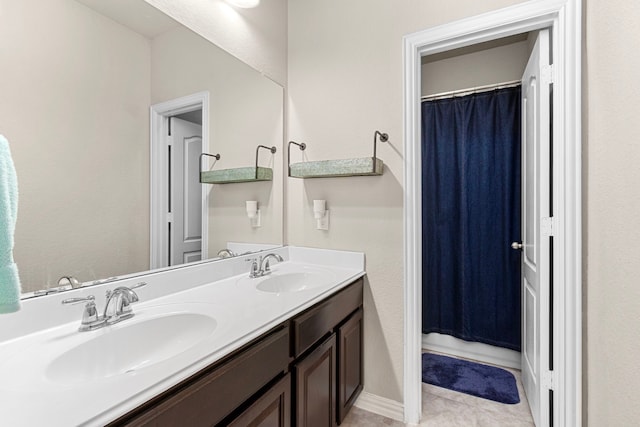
[
  {"x1": 150, "y1": 91, "x2": 210, "y2": 269},
  {"x1": 419, "y1": 30, "x2": 545, "y2": 426},
  {"x1": 403, "y1": 2, "x2": 581, "y2": 426}
]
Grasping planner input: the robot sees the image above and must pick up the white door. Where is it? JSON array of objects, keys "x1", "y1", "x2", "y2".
[
  {"x1": 520, "y1": 29, "x2": 552, "y2": 427},
  {"x1": 169, "y1": 117, "x2": 203, "y2": 265}
]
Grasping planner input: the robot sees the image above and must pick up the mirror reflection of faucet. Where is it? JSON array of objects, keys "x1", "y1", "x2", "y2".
[
  {"x1": 33, "y1": 275, "x2": 84, "y2": 296},
  {"x1": 58, "y1": 276, "x2": 82, "y2": 289},
  {"x1": 61, "y1": 282, "x2": 146, "y2": 332},
  {"x1": 247, "y1": 253, "x2": 284, "y2": 278},
  {"x1": 217, "y1": 249, "x2": 237, "y2": 258}
]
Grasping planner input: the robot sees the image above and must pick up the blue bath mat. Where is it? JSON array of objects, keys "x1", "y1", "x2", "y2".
[{"x1": 422, "y1": 353, "x2": 520, "y2": 404}]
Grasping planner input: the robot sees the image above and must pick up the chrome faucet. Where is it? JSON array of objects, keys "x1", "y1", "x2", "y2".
[
  {"x1": 62, "y1": 282, "x2": 146, "y2": 331},
  {"x1": 103, "y1": 286, "x2": 140, "y2": 324},
  {"x1": 260, "y1": 253, "x2": 283, "y2": 275},
  {"x1": 248, "y1": 253, "x2": 284, "y2": 278}
]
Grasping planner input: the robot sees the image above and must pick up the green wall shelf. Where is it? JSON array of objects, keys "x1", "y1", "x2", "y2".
[
  {"x1": 200, "y1": 166, "x2": 273, "y2": 184},
  {"x1": 199, "y1": 145, "x2": 277, "y2": 184},
  {"x1": 289, "y1": 157, "x2": 384, "y2": 178},
  {"x1": 288, "y1": 130, "x2": 388, "y2": 179}
]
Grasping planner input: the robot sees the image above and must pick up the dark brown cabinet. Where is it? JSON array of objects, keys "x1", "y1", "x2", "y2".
[
  {"x1": 292, "y1": 279, "x2": 363, "y2": 426},
  {"x1": 294, "y1": 334, "x2": 337, "y2": 427},
  {"x1": 229, "y1": 374, "x2": 291, "y2": 427},
  {"x1": 108, "y1": 278, "x2": 363, "y2": 427},
  {"x1": 337, "y1": 308, "x2": 363, "y2": 424}
]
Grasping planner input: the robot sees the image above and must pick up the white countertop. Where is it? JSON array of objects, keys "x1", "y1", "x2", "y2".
[{"x1": 0, "y1": 246, "x2": 365, "y2": 426}]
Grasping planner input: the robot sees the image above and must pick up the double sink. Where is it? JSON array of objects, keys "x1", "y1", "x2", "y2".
[
  {"x1": 0, "y1": 247, "x2": 363, "y2": 426},
  {"x1": 22, "y1": 262, "x2": 336, "y2": 384}
]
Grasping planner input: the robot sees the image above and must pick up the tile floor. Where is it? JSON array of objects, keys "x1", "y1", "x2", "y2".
[{"x1": 342, "y1": 353, "x2": 535, "y2": 426}]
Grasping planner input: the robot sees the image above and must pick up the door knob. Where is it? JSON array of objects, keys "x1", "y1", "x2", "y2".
[{"x1": 511, "y1": 242, "x2": 523, "y2": 250}]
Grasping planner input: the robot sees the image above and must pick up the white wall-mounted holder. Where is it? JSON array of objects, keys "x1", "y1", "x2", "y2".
[
  {"x1": 246, "y1": 200, "x2": 261, "y2": 227},
  {"x1": 313, "y1": 200, "x2": 329, "y2": 230}
]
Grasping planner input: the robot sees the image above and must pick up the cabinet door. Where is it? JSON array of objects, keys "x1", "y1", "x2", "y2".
[
  {"x1": 295, "y1": 333, "x2": 337, "y2": 427},
  {"x1": 228, "y1": 374, "x2": 291, "y2": 427},
  {"x1": 337, "y1": 308, "x2": 363, "y2": 424}
]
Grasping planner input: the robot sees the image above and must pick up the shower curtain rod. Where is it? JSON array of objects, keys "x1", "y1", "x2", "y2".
[{"x1": 421, "y1": 79, "x2": 521, "y2": 101}]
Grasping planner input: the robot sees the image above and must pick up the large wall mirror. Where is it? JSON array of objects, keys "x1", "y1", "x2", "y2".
[{"x1": 0, "y1": 0, "x2": 284, "y2": 295}]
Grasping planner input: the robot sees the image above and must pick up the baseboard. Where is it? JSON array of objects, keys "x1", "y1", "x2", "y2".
[
  {"x1": 354, "y1": 391, "x2": 404, "y2": 422},
  {"x1": 422, "y1": 333, "x2": 521, "y2": 370}
]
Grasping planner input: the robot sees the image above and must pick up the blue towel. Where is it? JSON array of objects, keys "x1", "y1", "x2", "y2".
[{"x1": 0, "y1": 135, "x2": 21, "y2": 313}]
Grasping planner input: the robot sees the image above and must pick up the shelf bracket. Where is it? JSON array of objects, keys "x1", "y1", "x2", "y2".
[
  {"x1": 255, "y1": 145, "x2": 277, "y2": 179},
  {"x1": 372, "y1": 130, "x2": 389, "y2": 173},
  {"x1": 198, "y1": 152, "x2": 221, "y2": 183},
  {"x1": 288, "y1": 140, "x2": 307, "y2": 177}
]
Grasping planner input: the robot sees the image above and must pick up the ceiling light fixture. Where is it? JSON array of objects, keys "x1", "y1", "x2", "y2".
[{"x1": 226, "y1": 0, "x2": 260, "y2": 8}]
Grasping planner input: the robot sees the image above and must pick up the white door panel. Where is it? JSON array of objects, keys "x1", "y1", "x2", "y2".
[
  {"x1": 183, "y1": 251, "x2": 202, "y2": 264},
  {"x1": 170, "y1": 117, "x2": 202, "y2": 266},
  {"x1": 521, "y1": 29, "x2": 551, "y2": 427},
  {"x1": 183, "y1": 136, "x2": 203, "y2": 241}
]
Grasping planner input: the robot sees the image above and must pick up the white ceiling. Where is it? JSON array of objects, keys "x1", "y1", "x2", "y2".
[{"x1": 74, "y1": 0, "x2": 178, "y2": 38}]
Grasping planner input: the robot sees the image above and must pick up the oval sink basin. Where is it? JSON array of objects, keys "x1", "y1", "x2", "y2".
[
  {"x1": 46, "y1": 312, "x2": 216, "y2": 384},
  {"x1": 256, "y1": 270, "x2": 334, "y2": 294}
]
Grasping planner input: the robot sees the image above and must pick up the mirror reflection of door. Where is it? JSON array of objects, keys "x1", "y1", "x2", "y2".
[{"x1": 169, "y1": 114, "x2": 203, "y2": 265}]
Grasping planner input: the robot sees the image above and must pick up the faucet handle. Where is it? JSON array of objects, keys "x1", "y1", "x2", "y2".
[
  {"x1": 131, "y1": 281, "x2": 147, "y2": 290},
  {"x1": 247, "y1": 258, "x2": 260, "y2": 278},
  {"x1": 62, "y1": 296, "x2": 102, "y2": 331},
  {"x1": 61, "y1": 295, "x2": 95, "y2": 305}
]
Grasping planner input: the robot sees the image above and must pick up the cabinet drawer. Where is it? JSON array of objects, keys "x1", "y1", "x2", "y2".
[
  {"x1": 292, "y1": 279, "x2": 363, "y2": 357},
  {"x1": 121, "y1": 327, "x2": 290, "y2": 427}
]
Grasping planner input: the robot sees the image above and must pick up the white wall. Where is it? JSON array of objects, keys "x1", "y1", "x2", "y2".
[
  {"x1": 287, "y1": 0, "x2": 528, "y2": 404},
  {"x1": 145, "y1": 0, "x2": 288, "y2": 86},
  {"x1": 150, "y1": 26, "x2": 284, "y2": 254},
  {"x1": 0, "y1": 0, "x2": 151, "y2": 292},
  {"x1": 286, "y1": 0, "x2": 640, "y2": 423},
  {"x1": 585, "y1": 0, "x2": 640, "y2": 424},
  {"x1": 421, "y1": 38, "x2": 529, "y2": 96}
]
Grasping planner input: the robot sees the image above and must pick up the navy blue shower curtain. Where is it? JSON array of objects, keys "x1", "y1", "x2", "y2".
[{"x1": 421, "y1": 86, "x2": 522, "y2": 351}]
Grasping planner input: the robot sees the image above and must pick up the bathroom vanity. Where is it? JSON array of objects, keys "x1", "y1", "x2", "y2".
[
  {"x1": 109, "y1": 278, "x2": 363, "y2": 426},
  {"x1": 0, "y1": 247, "x2": 365, "y2": 426}
]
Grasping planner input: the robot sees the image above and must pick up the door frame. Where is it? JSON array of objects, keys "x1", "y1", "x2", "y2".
[
  {"x1": 402, "y1": 1, "x2": 581, "y2": 425},
  {"x1": 150, "y1": 91, "x2": 210, "y2": 269}
]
